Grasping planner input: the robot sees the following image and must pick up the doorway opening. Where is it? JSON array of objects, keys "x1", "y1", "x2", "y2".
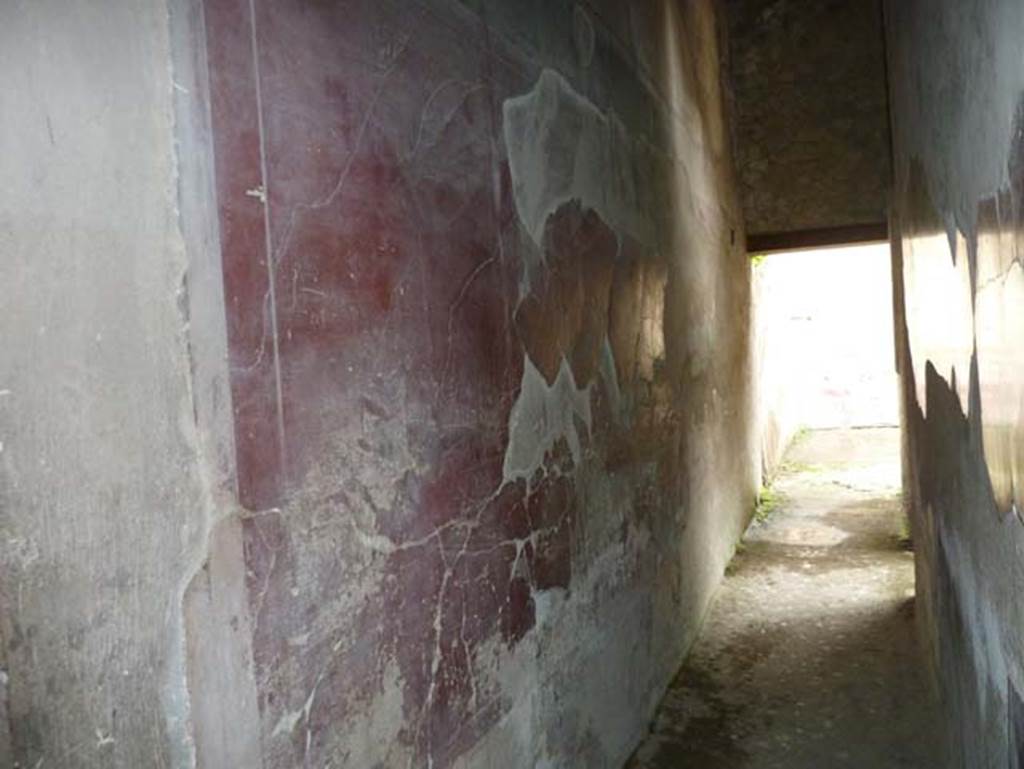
[{"x1": 752, "y1": 242, "x2": 899, "y2": 479}]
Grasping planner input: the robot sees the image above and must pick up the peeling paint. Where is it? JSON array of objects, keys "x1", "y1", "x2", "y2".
[
  {"x1": 502, "y1": 355, "x2": 592, "y2": 488},
  {"x1": 889, "y1": 3, "x2": 1024, "y2": 762},
  {"x1": 503, "y1": 68, "x2": 655, "y2": 253}
]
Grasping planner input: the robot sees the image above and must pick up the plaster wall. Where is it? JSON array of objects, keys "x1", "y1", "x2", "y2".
[
  {"x1": 0, "y1": 1, "x2": 757, "y2": 767},
  {"x1": 189, "y1": 1, "x2": 757, "y2": 766},
  {"x1": 0, "y1": 3, "x2": 232, "y2": 767},
  {"x1": 887, "y1": 0, "x2": 1024, "y2": 764}
]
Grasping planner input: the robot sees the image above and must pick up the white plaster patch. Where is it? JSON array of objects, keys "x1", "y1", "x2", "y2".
[
  {"x1": 901, "y1": 229, "x2": 974, "y2": 415},
  {"x1": 502, "y1": 356, "x2": 592, "y2": 488},
  {"x1": 970, "y1": 237, "x2": 1024, "y2": 518},
  {"x1": 502, "y1": 68, "x2": 654, "y2": 254}
]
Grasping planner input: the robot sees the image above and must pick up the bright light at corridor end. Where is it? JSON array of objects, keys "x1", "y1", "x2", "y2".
[{"x1": 752, "y1": 243, "x2": 898, "y2": 435}]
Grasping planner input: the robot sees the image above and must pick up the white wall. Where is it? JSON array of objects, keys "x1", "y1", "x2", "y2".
[{"x1": 754, "y1": 243, "x2": 899, "y2": 477}]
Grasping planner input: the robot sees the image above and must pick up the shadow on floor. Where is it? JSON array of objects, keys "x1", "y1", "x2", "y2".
[{"x1": 628, "y1": 428, "x2": 944, "y2": 769}]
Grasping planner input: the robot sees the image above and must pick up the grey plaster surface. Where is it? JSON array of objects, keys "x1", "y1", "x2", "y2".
[{"x1": 0, "y1": 3, "x2": 215, "y2": 766}]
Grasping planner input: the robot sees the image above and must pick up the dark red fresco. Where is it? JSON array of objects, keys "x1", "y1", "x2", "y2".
[{"x1": 202, "y1": 0, "x2": 679, "y2": 765}]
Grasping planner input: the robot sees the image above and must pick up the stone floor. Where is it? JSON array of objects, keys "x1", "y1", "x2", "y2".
[{"x1": 628, "y1": 427, "x2": 944, "y2": 769}]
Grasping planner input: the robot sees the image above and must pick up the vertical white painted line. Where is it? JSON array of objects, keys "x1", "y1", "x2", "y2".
[{"x1": 247, "y1": 0, "x2": 288, "y2": 483}]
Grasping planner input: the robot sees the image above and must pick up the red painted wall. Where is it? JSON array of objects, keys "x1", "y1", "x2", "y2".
[{"x1": 194, "y1": 1, "x2": 755, "y2": 765}]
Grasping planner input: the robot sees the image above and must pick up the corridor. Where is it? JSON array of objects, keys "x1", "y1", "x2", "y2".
[
  {"x1": 630, "y1": 428, "x2": 943, "y2": 768},
  {"x1": 5, "y1": 0, "x2": 1022, "y2": 765}
]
